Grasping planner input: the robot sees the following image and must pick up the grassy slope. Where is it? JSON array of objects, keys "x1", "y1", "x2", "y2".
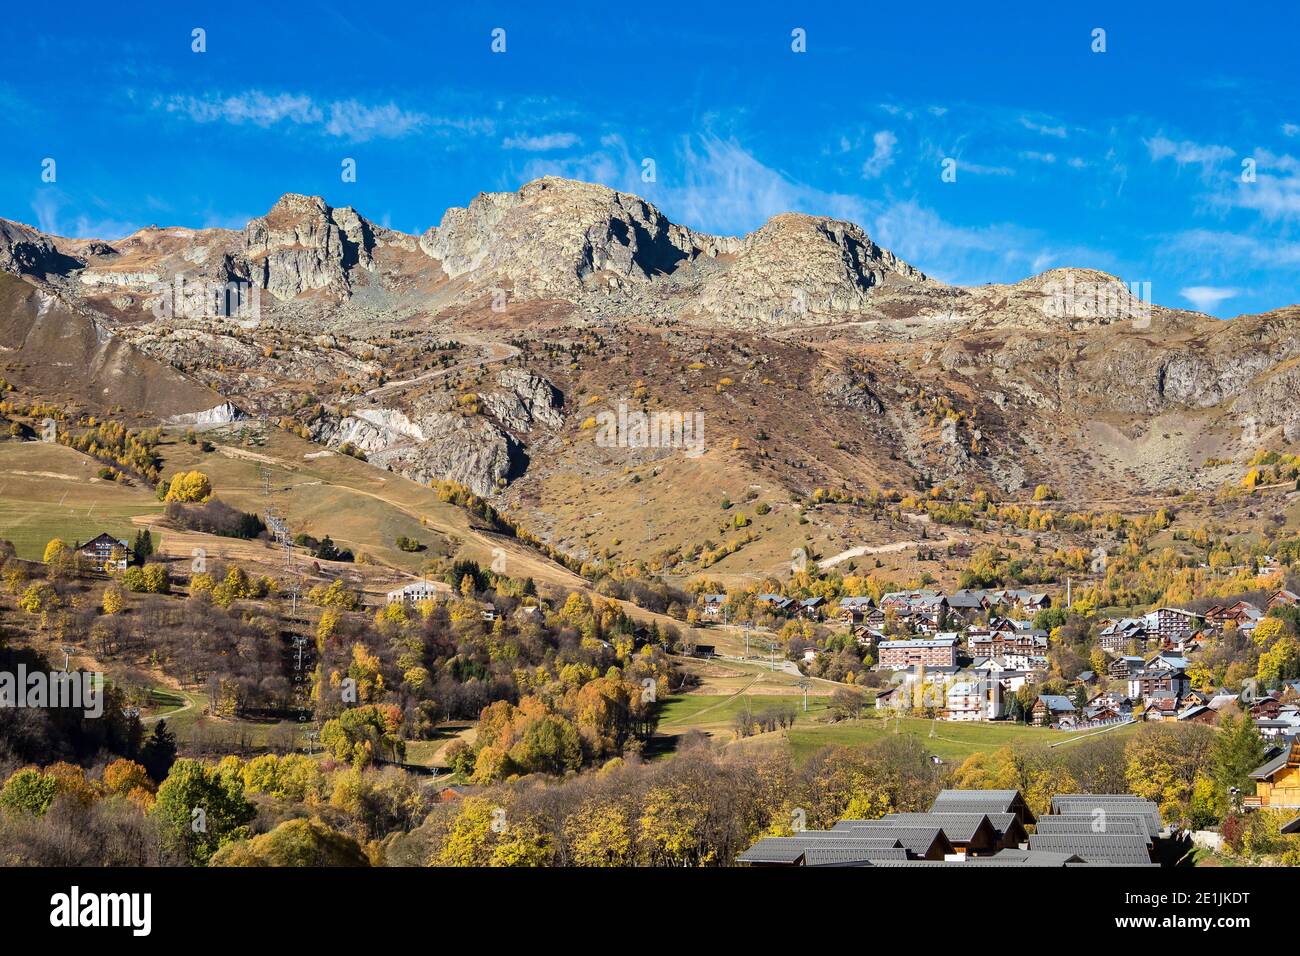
[{"x1": 0, "y1": 441, "x2": 165, "y2": 559}]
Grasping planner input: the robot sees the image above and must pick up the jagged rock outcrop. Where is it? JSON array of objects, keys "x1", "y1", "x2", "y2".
[
  {"x1": 0, "y1": 219, "x2": 80, "y2": 278},
  {"x1": 165, "y1": 401, "x2": 247, "y2": 428},
  {"x1": 242, "y1": 194, "x2": 375, "y2": 301},
  {"x1": 313, "y1": 409, "x2": 514, "y2": 497},
  {"x1": 482, "y1": 368, "x2": 564, "y2": 431},
  {"x1": 309, "y1": 368, "x2": 563, "y2": 495},
  {"x1": 421, "y1": 177, "x2": 737, "y2": 298},
  {"x1": 692, "y1": 214, "x2": 925, "y2": 326}
]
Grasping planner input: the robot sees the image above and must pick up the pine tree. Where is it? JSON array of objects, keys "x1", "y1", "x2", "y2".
[
  {"x1": 140, "y1": 720, "x2": 178, "y2": 783},
  {"x1": 1211, "y1": 712, "x2": 1267, "y2": 805}
]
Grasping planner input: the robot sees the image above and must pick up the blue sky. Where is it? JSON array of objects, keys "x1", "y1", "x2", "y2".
[{"x1": 4, "y1": 0, "x2": 1299, "y2": 316}]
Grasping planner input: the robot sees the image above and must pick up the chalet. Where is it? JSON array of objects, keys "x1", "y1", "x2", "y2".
[
  {"x1": 1089, "y1": 689, "x2": 1133, "y2": 715},
  {"x1": 944, "y1": 678, "x2": 1002, "y2": 721},
  {"x1": 797, "y1": 596, "x2": 826, "y2": 621},
  {"x1": 836, "y1": 595, "x2": 876, "y2": 626},
  {"x1": 1183, "y1": 688, "x2": 1212, "y2": 708},
  {"x1": 1049, "y1": 795, "x2": 1164, "y2": 837},
  {"x1": 1108, "y1": 655, "x2": 1145, "y2": 680},
  {"x1": 1145, "y1": 651, "x2": 1190, "y2": 673},
  {"x1": 1144, "y1": 698, "x2": 1182, "y2": 721},
  {"x1": 1177, "y1": 704, "x2": 1217, "y2": 725},
  {"x1": 969, "y1": 629, "x2": 1048, "y2": 669},
  {"x1": 1267, "y1": 589, "x2": 1300, "y2": 613},
  {"x1": 756, "y1": 593, "x2": 794, "y2": 613},
  {"x1": 853, "y1": 626, "x2": 885, "y2": 648},
  {"x1": 1207, "y1": 692, "x2": 1240, "y2": 713},
  {"x1": 1248, "y1": 737, "x2": 1300, "y2": 809},
  {"x1": 1032, "y1": 694, "x2": 1078, "y2": 727},
  {"x1": 873, "y1": 686, "x2": 903, "y2": 710},
  {"x1": 1255, "y1": 719, "x2": 1300, "y2": 740},
  {"x1": 880, "y1": 589, "x2": 941, "y2": 610},
  {"x1": 1026, "y1": 832, "x2": 1154, "y2": 866},
  {"x1": 841, "y1": 812, "x2": 1018, "y2": 855},
  {"x1": 386, "y1": 580, "x2": 440, "y2": 605},
  {"x1": 877, "y1": 636, "x2": 959, "y2": 670},
  {"x1": 945, "y1": 590, "x2": 990, "y2": 622},
  {"x1": 77, "y1": 532, "x2": 130, "y2": 571},
  {"x1": 1251, "y1": 696, "x2": 1283, "y2": 720},
  {"x1": 1143, "y1": 607, "x2": 1204, "y2": 644},
  {"x1": 1083, "y1": 702, "x2": 1123, "y2": 723},
  {"x1": 992, "y1": 589, "x2": 1051, "y2": 613},
  {"x1": 1098, "y1": 618, "x2": 1150, "y2": 654},
  {"x1": 691, "y1": 644, "x2": 717, "y2": 659},
  {"x1": 700, "y1": 594, "x2": 726, "y2": 618},
  {"x1": 1205, "y1": 600, "x2": 1264, "y2": 631},
  {"x1": 1128, "y1": 667, "x2": 1189, "y2": 701},
  {"x1": 930, "y1": 789, "x2": 1037, "y2": 828}
]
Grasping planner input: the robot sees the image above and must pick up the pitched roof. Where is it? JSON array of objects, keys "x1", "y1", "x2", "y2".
[
  {"x1": 1049, "y1": 795, "x2": 1164, "y2": 835},
  {"x1": 736, "y1": 834, "x2": 902, "y2": 864},
  {"x1": 800, "y1": 845, "x2": 910, "y2": 866},
  {"x1": 848, "y1": 813, "x2": 995, "y2": 844},
  {"x1": 1249, "y1": 741, "x2": 1297, "y2": 781},
  {"x1": 1037, "y1": 695, "x2": 1077, "y2": 712},
  {"x1": 930, "y1": 788, "x2": 1037, "y2": 825},
  {"x1": 1034, "y1": 816, "x2": 1152, "y2": 844},
  {"x1": 1027, "y1": 833, "x2": 1153, "y2": 865}
]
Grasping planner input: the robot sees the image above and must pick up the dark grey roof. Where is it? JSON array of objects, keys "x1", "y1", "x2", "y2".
[
  {"x1": 867, "y1": 813, "x2": 994, "y2": 844},
  {"x1": 931, "y1": 788, "x2": 1036, "y2": 824},
  {"x1": 866, "y1": 850, "x2": 1084, "y2": 868},
  {"x1": 830, "y1": 825, "x2": 949, "y2": 856},
  {"x1": 1049, "y1": 794, "x2": 1164, "y2": 835},
  {"x1": 1249, "y1": 746, "x2": 1294, "y2": 781},
  {"x1": 1027, "y1": 833, "x2": 1154, "y2": 866},
  {"x1": 800, "y1": 845, "x2": 909, "y2": 867},
  {"x1": 736, "y1": 834, "x2": 901, "y2": 864},
  {"x1": 931, "y1": 789, "x2": 1020, "y2": 808},
  {"x1": 1034, "y1": 816, "x2": 1152, "y2": 844}
]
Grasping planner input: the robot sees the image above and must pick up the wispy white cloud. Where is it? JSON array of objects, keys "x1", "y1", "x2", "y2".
[
  {"x1": 502, "y1": 131, "x2": 581, "y2": 151},
  {"x1": 1145, "y1": 135, "x2": 1235, "y2": 172},
  {"x1": 1180, "y1": 285, "x2": 1240, "y2": 312},
  {"x1": 1020, "y1": 116, "x2": 1067, "y2": 138},
  {"x1": 324, "y1": 99, "x2": 427, "y2": 140},
  {"x1": 861, "y1": 130, "x2": 897, "y2": 179},
  {"x1": 156, "y1": 90, "x2": 437, "y2": 142}
]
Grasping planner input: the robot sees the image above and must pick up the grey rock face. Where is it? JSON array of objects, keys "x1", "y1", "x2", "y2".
[
  {"x1": 241, "y1": 194, "x2": 375, "y2": 301},
  {"x1": 421, "y1": 176, "x2": 736, "y2": 299},
  {"x1": 310, "y1": 368, "x2": 564, "y2": 496},
  {"x1": 693, "y1": 213, "x2": 926, "y2": 326},
  {"x1": 482, "y1": 368, "x2": 564, "y2": 431},
  {"x1": 0, "y1": 219, "x2": 80, "y2": 278},
  {"x1": 165, "y1": 401, "x2": 247, "y2": 428}
]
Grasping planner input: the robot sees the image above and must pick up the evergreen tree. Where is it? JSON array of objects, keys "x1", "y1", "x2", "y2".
[
  {"x1": 1210, "y1": 712, "x2": 1267, "y2": 806},
  {"x1": 140, "y1": 720, "x2": 178, "y2": 783},
  {"x1": 132, "y1": 529, "x2": 154, "y2": 564}
]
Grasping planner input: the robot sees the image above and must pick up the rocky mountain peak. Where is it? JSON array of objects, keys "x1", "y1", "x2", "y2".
[
  {"x1": 689, "y1": 210, "x2": 927, "y2": 326},
  {"x1": 242, "y1": 193, "x2": 376, "y2": 301},
  {"x1": 419, "y1": 176, "x2": 736, "y2": 299},
  {"x1": 0, "y1": 218, "x2": 80, "y2": 278}
]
